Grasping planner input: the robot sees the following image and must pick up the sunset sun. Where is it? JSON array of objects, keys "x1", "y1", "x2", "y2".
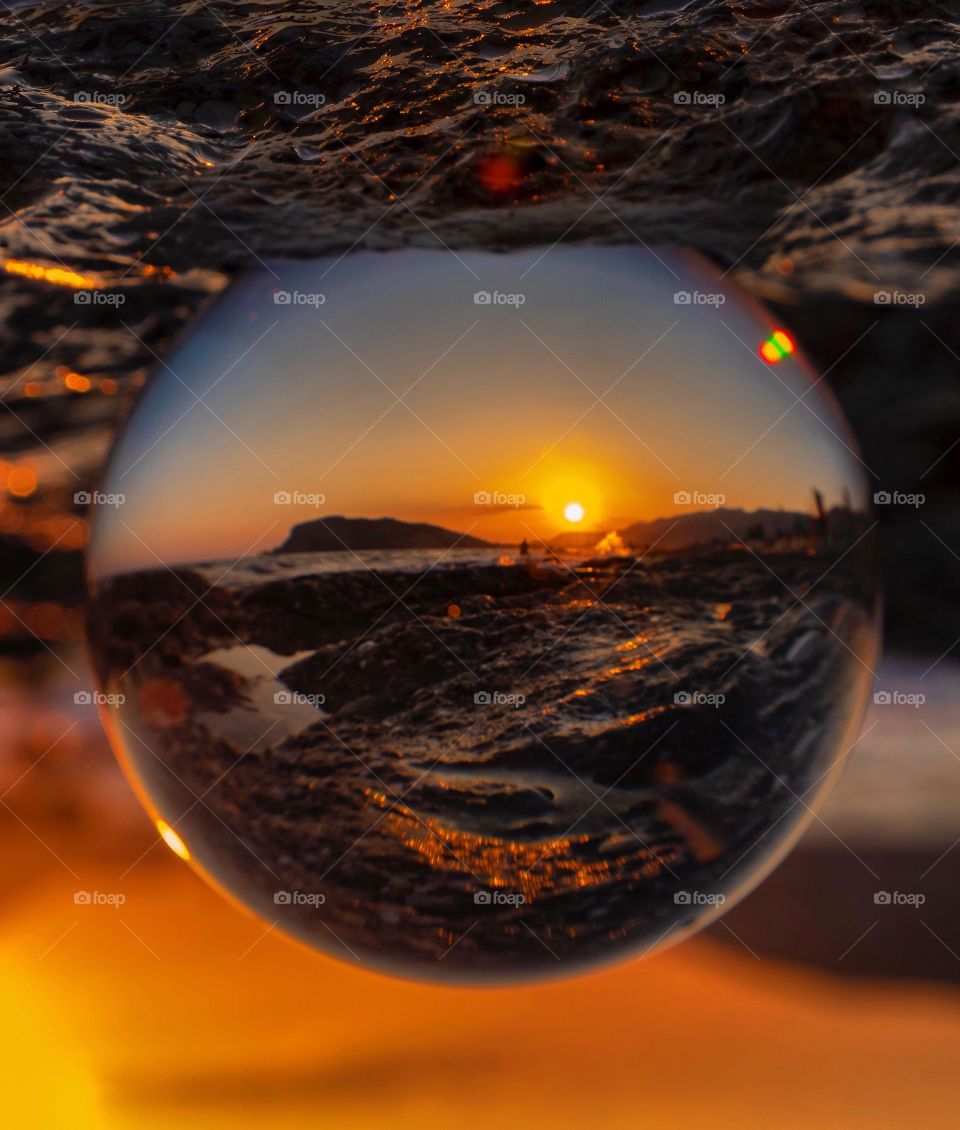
[{"x1": 564, "y1": 501, "x2": 585, "y2": 523}]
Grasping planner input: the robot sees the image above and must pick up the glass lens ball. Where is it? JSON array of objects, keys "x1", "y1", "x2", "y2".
[{"x1": 86, "y1": 245, "x2": 880, "y2": 983}]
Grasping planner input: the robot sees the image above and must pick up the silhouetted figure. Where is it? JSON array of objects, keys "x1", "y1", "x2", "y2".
[
  {"x1": 519, "y1": 538, "x2": 529, "y2": 557},
  {"x1": 813, "y1": 487, "x2": 828, "y2": 550}
]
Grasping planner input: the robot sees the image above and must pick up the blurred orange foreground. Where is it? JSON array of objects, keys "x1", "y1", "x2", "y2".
[{"x1": 2, "y1": 836, "x2": 958, "y2": 1130}]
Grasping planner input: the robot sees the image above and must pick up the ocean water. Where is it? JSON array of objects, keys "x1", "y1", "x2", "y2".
[{"x1": 192, "y1": 547, "x2": 524, "y2": 587}]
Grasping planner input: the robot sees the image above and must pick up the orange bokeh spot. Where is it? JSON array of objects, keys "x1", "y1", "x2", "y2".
[
  {"x1": 139, "y1": 678, "x2": 190, "y2": 728},
  {"x1": 7, "y1": 466, "x2": 37, "y2": 498},
  {"x1": 759, "y1": 340, "x2": 781, "y2": 363},
  {"x1": 64, "y1": 372, "x2": 91, "y2": 393},
  {"x1": 447, "y1": 603, "x2": 461, "y2": 618}
]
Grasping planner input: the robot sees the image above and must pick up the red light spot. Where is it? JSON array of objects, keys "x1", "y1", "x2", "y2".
[
  {"x1": 478, "y1": 152, "x2": 523, "y2": 196},
  {"x1": 759, "y1": 330, "x2": 796, "y2": 364}
]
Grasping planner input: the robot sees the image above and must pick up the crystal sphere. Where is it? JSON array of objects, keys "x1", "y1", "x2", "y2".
[{"x1": 86, "y1": 246, "x2": 880, "y2": 982}]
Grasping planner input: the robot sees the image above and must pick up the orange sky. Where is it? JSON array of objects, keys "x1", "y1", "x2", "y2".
[{"x1": 90, "y1": 247, "x2": 867, "y2": 574}]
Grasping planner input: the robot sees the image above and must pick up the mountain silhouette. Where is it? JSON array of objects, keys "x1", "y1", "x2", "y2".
[{"x1": 274, "y1": 516, "x2": 493, "y2": 554}]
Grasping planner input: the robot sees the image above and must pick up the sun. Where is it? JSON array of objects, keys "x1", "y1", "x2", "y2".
[{"x1": 564, "y1": 501, "x2": 585, "y2": 523}]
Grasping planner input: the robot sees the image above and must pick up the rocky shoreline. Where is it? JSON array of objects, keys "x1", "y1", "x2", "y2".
[{"x1": 87, "y1": 548, "x2": 878, "y2": 977}]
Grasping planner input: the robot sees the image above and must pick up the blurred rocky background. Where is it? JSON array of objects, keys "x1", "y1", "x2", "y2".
[{"x1": 0, "y1": 0, "x2": 958, "y2": 996}]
